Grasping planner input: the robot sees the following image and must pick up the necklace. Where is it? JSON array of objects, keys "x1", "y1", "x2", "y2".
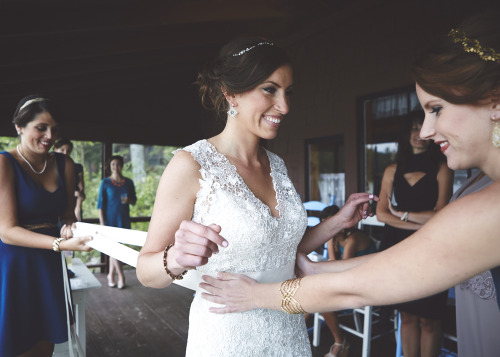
[
  {"x1": 16, "y1": 145, "x2": 47, "y2": 174},
  {"x1": 110, "y1": 177, "x2": 125, "y2": 187}
]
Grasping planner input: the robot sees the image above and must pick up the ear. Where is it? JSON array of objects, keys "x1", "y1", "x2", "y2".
[
  {"x1": 221, "y1": 87, "x2": 237, "y2": 106},
  {"x1": 490, "y1": 89, "x2": 500, "y2": 118}
]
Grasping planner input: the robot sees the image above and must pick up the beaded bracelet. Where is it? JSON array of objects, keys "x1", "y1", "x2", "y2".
[
  {"x1": 163, "y1": 244, "x2": 188, "y2": 280},
  {"x1": 280, "y1": 278, "x2": 306, "y2": 314},
  {"x1": 52, "y1": 237, "x2": 65, "y2": 252}
]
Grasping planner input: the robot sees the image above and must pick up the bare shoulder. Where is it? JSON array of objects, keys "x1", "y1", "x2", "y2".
[
  {"x1": 0, "y1": 152, "x2": 13, "y2": 172},
  {"x1": 0, "y1": 153, "x2": 15, "y2": 187},
  {"x1": 163, "y1": 149, "x2": 201, "y2": 176},
  {"x1": 157, "y1": 149, "x2": 202, "y2": 197}
]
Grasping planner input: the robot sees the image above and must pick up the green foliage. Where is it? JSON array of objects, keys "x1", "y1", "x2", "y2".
[{"x1": 0, "y1": 137, "x2": 18, "y2": 151}]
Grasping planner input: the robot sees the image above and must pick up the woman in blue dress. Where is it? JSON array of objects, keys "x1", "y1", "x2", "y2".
[
  {"x1": 98, "y1": 155, "x2": 137, "y2": 289},
  {"x1": 0, "y1": 95, "x2": 93, "y2": 357}
]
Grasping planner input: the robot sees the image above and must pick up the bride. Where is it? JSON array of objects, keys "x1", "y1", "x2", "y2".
[{"x1": 136, "y1": 37, "x2": 375, "y2": 356}]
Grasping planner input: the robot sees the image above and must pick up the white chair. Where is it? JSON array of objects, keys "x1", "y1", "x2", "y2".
[{"x1": 303, "y1": 200, "x2": 328, "y2": 213}]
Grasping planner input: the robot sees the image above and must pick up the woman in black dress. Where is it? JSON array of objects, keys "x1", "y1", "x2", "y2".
[{"x1": 376, "y1": 112, "x2": 453, "y2": 357}]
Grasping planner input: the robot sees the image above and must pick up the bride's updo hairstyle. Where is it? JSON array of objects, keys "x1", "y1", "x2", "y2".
[
  {"x1": 413, "y1": 12, "x2": 500, "y2": 105},
  {"x1": 196, "y1": 37, "x2": 292, "y2": 119}
]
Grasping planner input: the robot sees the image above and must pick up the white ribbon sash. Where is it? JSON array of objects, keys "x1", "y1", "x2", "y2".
[{"x1": 72, "y1": 222, "x2": 199, "y2": 290}]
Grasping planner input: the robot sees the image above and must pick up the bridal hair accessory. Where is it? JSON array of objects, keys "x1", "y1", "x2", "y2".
[
  {"x1": 16, "y1": 145, "x2": 47, "y2": 174},
  {"x1": 163, "y1": 243, "x2": 188, "y2": 280},
  {"x1": 280, "y1": 278, "x2": 306, "y2": 314},
  {"x1": 232, "y1": 41, "x2": 274, "y2": 56},
  {"x1": 449, "y1": 29, "x2": 500, "y2": 63},
  {"x1": 227, "y1": 103, "x2": 238, "y2": 117},
  {"x1": 492, "y1": 116, "x2": 500, "y2": 148},
  {"x1": 19, "y1": 97, "x2": 46, "y2": 112}
]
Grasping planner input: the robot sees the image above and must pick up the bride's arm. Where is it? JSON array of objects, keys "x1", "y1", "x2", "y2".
[
  {"x1": 297, "y1": 193, "x2": 378, "y2": 255},
  {"x1": 201, "y1": 184, "x2": 500, "y2": 313}
]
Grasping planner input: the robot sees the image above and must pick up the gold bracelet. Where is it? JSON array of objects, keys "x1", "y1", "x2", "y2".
[
  {"x1": 280, "y1": 278, "x2": 306, "y2": 314},
  {"x1": 163, "y1": 244, "x2": 188, "y2": 280},
  {"x1": 52, "y1": 237, "x2": 65, "y2": 252}
]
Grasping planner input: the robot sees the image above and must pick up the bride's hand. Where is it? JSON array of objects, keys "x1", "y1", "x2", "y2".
[
  {"x1": 295, "y1": 252, "x2": 315, "y2": 277},
  {"x1": 200, "y1": 272, "x2": 259, "y2": 313}
]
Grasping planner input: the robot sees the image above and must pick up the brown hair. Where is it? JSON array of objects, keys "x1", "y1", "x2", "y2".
[
  {"x1": 413, "y1": 12, "x2": 500, "y2": 104},
  {"x1": 196, "y1": 37, "x2": 292, "y2": 119},
  {"x1": 13, "y1": 94, "x2": 58, "y2": 128}
]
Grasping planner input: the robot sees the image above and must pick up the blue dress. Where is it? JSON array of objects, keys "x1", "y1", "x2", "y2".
[
  {"x1": 0, "y1": 152, "x2": 69, "y2": 357},
  {"x1": 97, "y1": 177, "x2": 136, "y2": 228}
]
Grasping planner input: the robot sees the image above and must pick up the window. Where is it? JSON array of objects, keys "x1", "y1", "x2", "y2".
[{"x1": 305, "y1": 135, "x2": 345, "y2": 207}]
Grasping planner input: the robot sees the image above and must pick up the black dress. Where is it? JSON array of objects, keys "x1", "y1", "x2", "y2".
[{"x1": 380, "y1": 153, "x2": 448, "y2": 320}]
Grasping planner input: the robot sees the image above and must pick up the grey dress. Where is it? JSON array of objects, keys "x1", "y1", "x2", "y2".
[{"x1": 451, "y1": 169, "x2": 500, "y2": 357}]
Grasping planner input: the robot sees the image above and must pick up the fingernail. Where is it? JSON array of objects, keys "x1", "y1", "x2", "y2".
[
  {"x1": 369, "y1": 194, "x2": 374, "y2": 199},
  {"x1": 222, "y1": 241, "x2": 228, "y2": 247}
]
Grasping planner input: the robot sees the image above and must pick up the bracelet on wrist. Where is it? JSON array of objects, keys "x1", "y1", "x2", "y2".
[
  {"x1": 52, "y1": 237, "x2": 65, "y2": 252},
  {"x1": 280, "y1": 278, "x2": 306, "y2": 314},
  {"x1": 400, "y1": 211, "x2": 409, "y2": 222},
  {"x1": 163, "y1": 244, "x2": 188, "y2": 280}
]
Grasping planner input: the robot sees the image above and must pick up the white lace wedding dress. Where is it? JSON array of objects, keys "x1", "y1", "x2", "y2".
[{"x1": 180, "y1": 140, "x2": 312, "y2": 357}]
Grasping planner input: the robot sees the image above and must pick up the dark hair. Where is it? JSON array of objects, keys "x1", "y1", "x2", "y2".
[
  {"x1": 54, "y1": 137, "x2": 73, "y2": 151},
  {"x1": 396, "y1": 111, "x2": 444, "y2": 171},
  {"x1": 13, "y1": 94, "x2": 58, "y2": 128},
  {"x1": 196, "y1": 37, "x2": 292, "y2": 119},
  {"x1": 413, "y1": 12, "x2": 500, "y2": 104},
  {"x1": 319, "y1": 205, "x2": 340, "y2": 221}
]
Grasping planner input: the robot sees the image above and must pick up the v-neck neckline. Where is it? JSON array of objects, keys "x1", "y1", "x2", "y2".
[{"x1": 203, "y1": 140, "x2": 281, "y2": 219}]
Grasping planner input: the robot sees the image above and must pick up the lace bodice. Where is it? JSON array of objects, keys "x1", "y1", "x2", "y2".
[
  {"x1": 180, "y1": 140, "x2": 311, "y2": 357},
  {"x1": 185, "y1": 139, "x2": 307, "y2": 274}
]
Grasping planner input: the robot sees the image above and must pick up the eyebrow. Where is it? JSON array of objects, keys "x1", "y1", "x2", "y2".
[{"x1": 264, "y1": 81, "x2": 295, "y2": 93}]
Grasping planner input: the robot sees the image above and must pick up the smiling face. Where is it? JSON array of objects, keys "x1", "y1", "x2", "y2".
[
  {"x1": 231, "y1": 65, "x2": 293, "y2": 140},
  {"x1": 417, "y1": 83, "x2": 493, "y2": 171},
  {"x1": 16, "y1": 111, "x2": 59, "y2": 155},
  {"x1": 110, "y1": 159, "x2": 123, "y2": 175}
]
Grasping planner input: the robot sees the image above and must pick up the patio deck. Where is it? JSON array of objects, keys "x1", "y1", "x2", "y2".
[{"x1": 83, "y1": 269, "x2": 452, "y2": 357}]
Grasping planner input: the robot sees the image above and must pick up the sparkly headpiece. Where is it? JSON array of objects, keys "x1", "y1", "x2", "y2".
[
  {"x1": 19, "y1": 97, "x2": 46, "y2": 112},
  {"x1": 232, "y1": 41, "x2": 274, "y2": 56},
  {"x1": 448, "y1": 29, "x2": 500, "y2": 63}
]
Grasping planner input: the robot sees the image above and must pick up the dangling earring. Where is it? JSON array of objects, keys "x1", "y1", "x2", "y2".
[
  {"x1": 17, "y1": 131, "x2": 21, "y2": 136},
  {"x1": 227, "y1": 103, "x2": 238, "y2": 117},
  {"x1": 492, "y1": 119, "x2": 500, "y2": 148}
]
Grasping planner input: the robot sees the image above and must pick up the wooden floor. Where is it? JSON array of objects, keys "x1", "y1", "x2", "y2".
[{"x1": 84, "y1": 269, "x2": 402, "y2": 357}]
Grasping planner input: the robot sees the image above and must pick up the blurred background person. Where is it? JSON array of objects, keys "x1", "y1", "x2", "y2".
[
  {"x1": 97, "y1": 155, "x2": 136, "y2": 290},
  {"x1": 53, "y1": 138, "x2": 85, "y2": 221},
  {"x1": 376, "y1": 111, "x2": 453, "y2": 357}
]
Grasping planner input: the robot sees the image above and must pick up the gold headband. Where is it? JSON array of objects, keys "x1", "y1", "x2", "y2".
[{"x1": 449, "y1": 29, "x2": 500, "y2": 63}]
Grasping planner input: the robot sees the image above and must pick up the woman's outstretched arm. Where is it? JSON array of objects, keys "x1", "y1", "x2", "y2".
[
  {"x1": 297, "y1": 193, "x2": 378, "y2": 254},
  {"x1": 201, "y1": 182, "x2": 500, "y2": 313}
]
